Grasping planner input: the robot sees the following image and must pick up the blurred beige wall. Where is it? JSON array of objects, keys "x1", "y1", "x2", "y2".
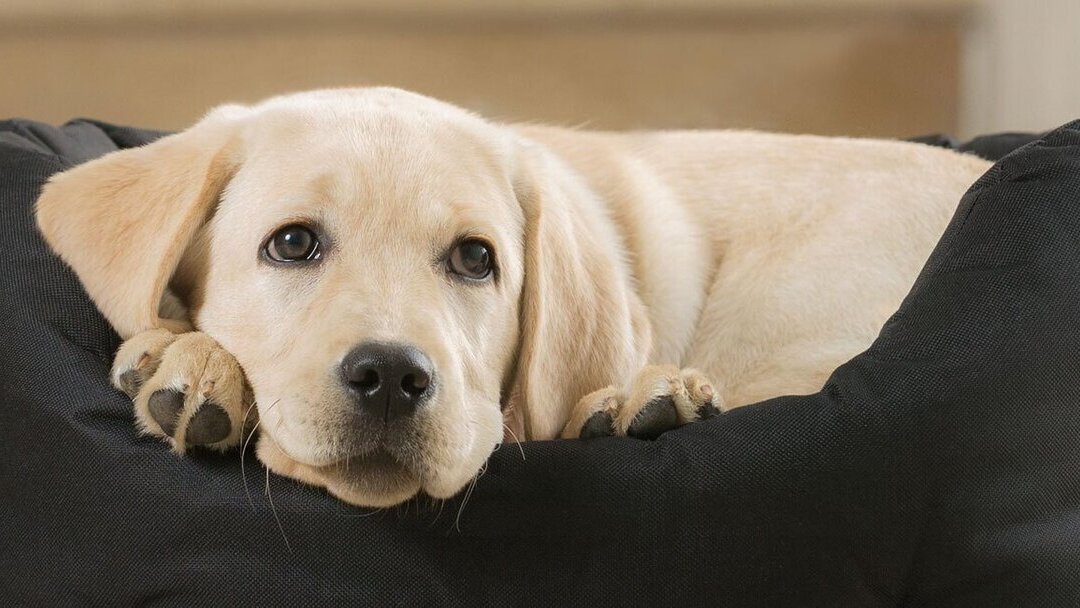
[
  {"x1": 962, "y1": 0, "x2": 1080, "y2": 136},
  {"x1": 1, "y1": 0, "x2": 977, "y2": 136}
]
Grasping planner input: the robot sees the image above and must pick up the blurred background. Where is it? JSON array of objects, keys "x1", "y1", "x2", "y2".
[{"x1": 1, "y1": 0, "x2": 1077, "y2": 138}]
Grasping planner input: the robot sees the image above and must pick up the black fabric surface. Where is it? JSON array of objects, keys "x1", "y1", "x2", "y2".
[
  {"x1": 908, "y1": 131, "x2": 1046, "y2": 162},
  {"x1": 2, "y1": 118, "x2": 1080, "y2": 606}
]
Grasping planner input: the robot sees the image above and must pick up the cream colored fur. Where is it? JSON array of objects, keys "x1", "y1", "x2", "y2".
[{"x1": 35, "y1": 87, "x2": 992, "y2": 507}]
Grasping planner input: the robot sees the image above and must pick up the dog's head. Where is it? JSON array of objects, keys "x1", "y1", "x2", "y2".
[{"x1": 36, "y1": 88, "x2": 649, "y2": 506}]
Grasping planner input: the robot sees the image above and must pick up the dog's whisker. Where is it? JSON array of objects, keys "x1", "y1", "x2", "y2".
[
  {"x1": 265, "y1": 464, "x2": 293, "y2": 554},
  {"x1": 431, "y1": 497, "x2": 446, "y2": 526},
  {"x1": 340, "y1": 505, "x2": 384, "y2": 518},
  {"x1": 240, "y1": 417, "x2": 263, "y2": 511},
  {"x1": 454, "y1": 473, "x2": 480, "y2": 533},
  {"x1": 238, "y1": 400, "x2": 260, "y2": 510},
  {"x1": 239, "y1": 398, "x2": 257, "y2": 432},
  {"x1": 329, "y1": 490, "x2": 381, "y2": 518},
  {"x1": 240, "y1": 398, "x2": 280, "y2": 511},
  {"x1": 502, "y1": 423, "x2": 526, "y2": 462}
]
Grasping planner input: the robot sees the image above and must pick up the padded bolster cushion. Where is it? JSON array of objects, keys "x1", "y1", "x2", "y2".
[{"x1": 1, "y1": 118, "x2": 1079, "y2": 606}]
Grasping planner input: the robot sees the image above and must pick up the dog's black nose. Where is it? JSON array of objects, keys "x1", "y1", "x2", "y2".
[{"x1": 340, "y1": 342, "x2": 434, "y2": 422}]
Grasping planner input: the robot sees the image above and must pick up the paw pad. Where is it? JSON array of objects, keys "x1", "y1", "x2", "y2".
[
  {"x1": 626, "y1": 396, "x2": 678, "y2": 439},
  {"x1": 187, "y1": 403, "x2": 232, "y2": 444},
  {"x1": 696, "y1": 401, "x2": 722, "y2": 420},
  {"x1": 148, "y1": 389, "x2": 184, "y2": 436},
  {"x1": 580, "y1": 410, "x2": 615, "y2": 439},
  {"x1": 564, "y1": 366, "x2": 723, "y2": 439},
  {"x1": 118, "y1": 368, "x2": 144, "y2": 398}
]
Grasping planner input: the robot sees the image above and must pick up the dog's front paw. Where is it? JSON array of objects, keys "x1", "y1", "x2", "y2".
[
  {"x1": 111, "y1": 329, "x2": 252, "y2": 453},
  {"x1": 562, "y1": 365, "x2": 722, "y2": 439}
]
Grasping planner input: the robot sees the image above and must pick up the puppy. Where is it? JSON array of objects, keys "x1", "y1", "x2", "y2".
[{"x1": 35, "y1": 88, "x2": 991, "y2": 507}]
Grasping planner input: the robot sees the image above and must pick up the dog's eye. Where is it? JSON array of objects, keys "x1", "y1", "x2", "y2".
[
  {"x1": 265, "y1": 224, "x2": 321, "y2": 263},
  {"x1": 448, "y1": 239, "x2": 494, "y2": 281}
]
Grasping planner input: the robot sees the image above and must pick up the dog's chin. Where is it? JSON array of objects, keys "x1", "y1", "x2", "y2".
[
  {"x1": 319, "y1": 455, "x2": 424, "y2": 508},
  {"x1": 256, "y1": 432, "x2": 479, "y2": 507}
]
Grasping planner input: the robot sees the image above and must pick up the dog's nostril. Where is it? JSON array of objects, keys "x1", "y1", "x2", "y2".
[
  {"x1": 340, "y1": 341, "x2": 435, "y2": 421},
  {"x1": 401, "y1": 372, "x2": 430, "y2": 397},
  {"x1": 356, "y1": 369, "x2": 380, "y2": 393}
]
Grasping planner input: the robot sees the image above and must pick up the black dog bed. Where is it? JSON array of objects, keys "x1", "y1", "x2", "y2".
[{"x1": 1, "y1": 118, "x2": 1078, "y2": 606}]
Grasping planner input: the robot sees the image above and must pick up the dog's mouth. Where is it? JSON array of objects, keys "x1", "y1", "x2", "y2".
[
  {"x1": 252, "y1": 390, "x2": 501, "y2": 507},
  {"x1": 256, "y1": 433, "x2": 424, "y2": 507},
  {"x1": 316, "y1": 449, "x2": 423, "y2": 506}
]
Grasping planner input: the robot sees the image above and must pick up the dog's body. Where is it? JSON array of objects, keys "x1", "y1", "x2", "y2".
[
  {"x1": 519, "y1": 125, "x2": 990, "y2": 412},
  {"x1": 35, "y1": 88, "x2": 991, "y2": 506}
]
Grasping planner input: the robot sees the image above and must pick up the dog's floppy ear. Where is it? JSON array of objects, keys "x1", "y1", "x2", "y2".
[
  {"x1": 35, "y1": 109, "x2": 244, "y2": 340},
  {"x1": 508, "y1": 142, "x2": 651, "y2": 440}
]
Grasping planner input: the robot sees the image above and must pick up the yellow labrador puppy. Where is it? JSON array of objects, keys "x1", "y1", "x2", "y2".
[{"x1": 35, "y1": 88, "x2": 991, "y2": 507}]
